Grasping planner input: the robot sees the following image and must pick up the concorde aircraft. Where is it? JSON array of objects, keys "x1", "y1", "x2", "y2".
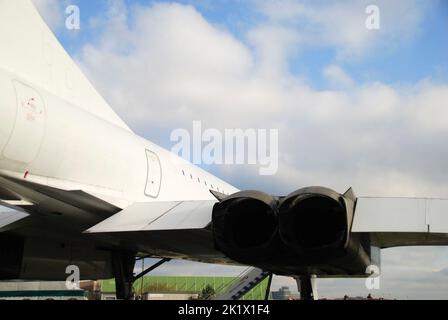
[{"x1": 1, "y1": 0, "x2": 448, "y2": 300}]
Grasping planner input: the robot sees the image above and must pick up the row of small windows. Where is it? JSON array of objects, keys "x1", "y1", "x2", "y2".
[{"x1": 181, "y1": 169, "x2": 229, "y2": 195}]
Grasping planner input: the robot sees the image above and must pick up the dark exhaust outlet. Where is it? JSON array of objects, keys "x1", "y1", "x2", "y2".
[
  {"x1": 212, "y1": 191, "x2": 279, "y2": 264},
  {"x1": 279, "y1": 187, "x2": 351, "y2": 254}
]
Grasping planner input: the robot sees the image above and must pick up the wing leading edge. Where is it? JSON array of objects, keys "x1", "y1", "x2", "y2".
[{"x1": 86, "y1": 200, "x2": 217, "y2": 233}]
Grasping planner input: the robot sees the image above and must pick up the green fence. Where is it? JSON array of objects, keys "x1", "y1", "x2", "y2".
[{"x1": 102, "y1": 276, "x2": 269, "y2": 300}]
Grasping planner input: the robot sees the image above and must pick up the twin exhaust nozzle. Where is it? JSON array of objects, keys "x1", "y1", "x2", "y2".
[{"x1": 212, "y1": 187, "x2": 355, "y2": 264}]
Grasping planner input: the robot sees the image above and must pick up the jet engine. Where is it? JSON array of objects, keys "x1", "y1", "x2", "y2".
[
  {"x1": 212, "y1": 191, "x2": 280, "y2": 263},
  {"x1": 212, "y1": 187, "x2": 374, "y2": 276}
]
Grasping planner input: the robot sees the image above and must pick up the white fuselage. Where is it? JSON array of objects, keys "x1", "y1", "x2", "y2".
[{"x1": 0, "y1": 67, "x2": 238, "y2": 211}]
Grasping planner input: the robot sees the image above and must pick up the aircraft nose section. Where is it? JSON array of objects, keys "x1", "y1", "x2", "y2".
[{"x1": 0, "y1": 73, "x2": 16, "y2": 156}]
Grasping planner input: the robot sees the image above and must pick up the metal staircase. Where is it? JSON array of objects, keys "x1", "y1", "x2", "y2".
[{"x1": 213, "y1": 267, "x2": 271, "y2": 300}]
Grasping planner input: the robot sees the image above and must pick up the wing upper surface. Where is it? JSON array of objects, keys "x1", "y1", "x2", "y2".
[{"x1": 353, "y1": 197, "x2": 448, "y2": 248}]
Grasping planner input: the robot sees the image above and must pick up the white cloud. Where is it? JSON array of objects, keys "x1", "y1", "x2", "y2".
[
  {"x1": 256, "y1": 0, "x2": 431, "y2": 59},
  {"x1": 248, "y1": 24, "x2": 301, "y2": 77},
  {"x1": 323, "y1": 65, "x2": 354, "y2": 88},
  {"x1": 412, "y1": 83, "x2": 448, "y2": 133},
  {"x1": 75, "y1": 1, "x2": 448, "y2": 298}
]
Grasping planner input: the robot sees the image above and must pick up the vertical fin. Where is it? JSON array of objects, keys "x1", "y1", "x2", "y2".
[{"x1": 0, "y1": 0, "x2": 132, "y2": 132}]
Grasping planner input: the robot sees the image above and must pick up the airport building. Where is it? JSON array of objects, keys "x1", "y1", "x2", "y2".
[
  {"x1": 271, "y1": 287, "x2": 300, "y2": 300},
  {"x1": 0, "y1": 281, "x2": 86, "y2": 300}
]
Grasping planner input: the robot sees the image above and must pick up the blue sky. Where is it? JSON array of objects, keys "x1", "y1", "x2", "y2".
[{"x1": 55, "y1": 0, "x2": 448, "y2": 90}]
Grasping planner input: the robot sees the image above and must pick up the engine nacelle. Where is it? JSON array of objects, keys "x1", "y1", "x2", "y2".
[
  {"x1": 212, "y1": 191, "x2": 280, "y2": 263},
  {"x1": 212, "y1": 187, "x2": 375, "y2": 276},
  {"x1": 278, "y1": 187, "x2": 352, "y2": 255}
]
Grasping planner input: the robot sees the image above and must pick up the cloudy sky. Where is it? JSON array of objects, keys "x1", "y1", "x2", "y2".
[{"x1": 29, "y1": 0, "x2": 448, "y2": 299}]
